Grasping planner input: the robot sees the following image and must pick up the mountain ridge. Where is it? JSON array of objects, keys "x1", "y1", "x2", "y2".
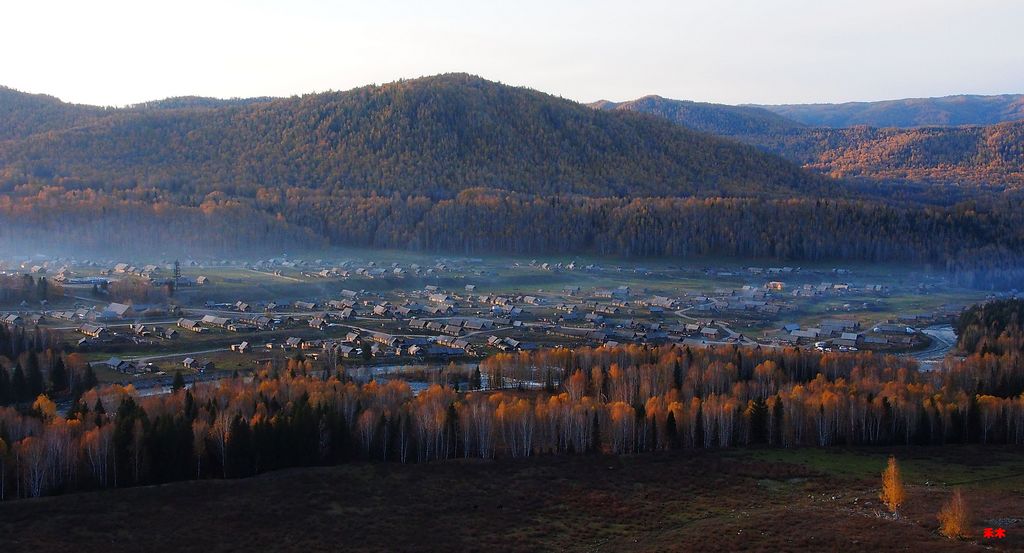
[
  {"x1": 0, "y1": 73, "x2": 826, "y2": 199},
  {"x1": 597, "y1": 93, "x2": 1024, "y2": 187},
  {"x1": 753, "y1": 93, "x2": 1024, "y2": 128}
]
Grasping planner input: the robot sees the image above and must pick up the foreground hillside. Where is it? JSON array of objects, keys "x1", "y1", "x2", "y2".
[{"x1": 1, "y1": 448, "x2": 1020, "y2": 553}]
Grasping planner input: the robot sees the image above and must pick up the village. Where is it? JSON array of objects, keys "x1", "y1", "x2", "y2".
[{"x1": 0, "y1": 251, "x2": 1006, "y2": 388}]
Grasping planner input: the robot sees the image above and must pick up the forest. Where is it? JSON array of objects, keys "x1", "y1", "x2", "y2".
[
  {"x1": 1, "y1": 299, "x2": 1023, "y2": 501},
  {"x1": 599, "y1": 95, "x2": 1024, "y2": 188},
  {"x1": 757, "y1": 94, "x2": 1024, "y2": 128},
  {"x1": 3, "y1": 187, "x2": 1023, "y2": 287},
  {"x1": 2, "y1": 74, "x2": 1024, "y2": 274},
  {"x1": 0, "y1": 75, "x2": 823, "y2": 200}
]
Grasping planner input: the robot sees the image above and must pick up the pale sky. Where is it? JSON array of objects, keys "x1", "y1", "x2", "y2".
[{"x1": 2, "y1": 0, "x2": 1023, "y2": 107}]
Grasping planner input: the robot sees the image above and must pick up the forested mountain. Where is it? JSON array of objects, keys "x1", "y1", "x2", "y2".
[
  {"x1": 0, "y1": 74, "x2": 822, "y2": 199},
  {"x1": 604, "y1": 95, "x2": 1024, "y2": 187},
  {"x1": 0, "y1": 86, "x2": 107, "y2": 141},
  {"x1": 127, "y1": 96, "x2": 276, "y2": 110},
  {"x1": 0, "y1": 74, "x2": 1023, "y2": 275},
  {"x1": 757, "y1": 94, "x2": 1024, "y2": 128},
  {"x1": 590, "y1": 96, "x2": 804, "y2": 136},
  {"x1": 746, "y1": 122, "x2": 1024, "y2": 186}
]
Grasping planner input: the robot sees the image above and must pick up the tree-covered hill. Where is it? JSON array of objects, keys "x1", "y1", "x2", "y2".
[
  {"x1": 0, "y1": 75, "x2": 1022, "y2": 274},
  {"x1": 0, "y1": 74, "x2": 825, "y2": 199},
  {"x1": 604, "y1": 94, "x2": 1024, "y2": 187},
  {"x1": 590, "y1": 95, "x2": 804, "y2": 136},
  {"x1": 758, "y1": 94, "x2": 1024, "y2": 128},
  {"x1": 0, "y1": 86, "x2": 107, "y2": 141}
]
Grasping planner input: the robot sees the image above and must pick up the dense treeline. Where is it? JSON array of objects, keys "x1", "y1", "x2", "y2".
[
  {"x1": 0, "y1": 322, "x2": 95, "y2": 408},
  {"x1": 956, "y1": 299, "x2": 1024, "y2": 357},
  {"x1": 0, "y1": 187, "x2": 324, "y2": 256},
  {"x1": 1, "y1": 342, "x2": 1023, "y2": 501},
  {"x1": 2, "y1": 187, "x2": 1023, "y2": 279},
  {"x1": 0, "y1": 274, "x2": 63, "y2": 304}
]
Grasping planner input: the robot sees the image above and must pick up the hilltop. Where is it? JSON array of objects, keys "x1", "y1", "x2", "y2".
[
  {"x1": 757, "y1": 94, "x2": 1024, "y2": 128},
  {"x1": 591, "y1": 95, "x2": 804, "y2": 136},
  {"x1": 0, "y1": 74, "x2": 822, "y2": 199}
]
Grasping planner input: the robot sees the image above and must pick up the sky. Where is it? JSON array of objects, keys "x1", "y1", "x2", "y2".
[{"x1": 3, "y1": 0, "x2": 1023, "y2": 107}]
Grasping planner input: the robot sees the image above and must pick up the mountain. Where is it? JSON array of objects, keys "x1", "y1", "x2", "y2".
[
  {"x1": 127, "y1": 96, "x2": 276, "y2": 110},
  {"x1": 0, "y1": 74, "x2": 1021, "y2": 270},
  {"x1": 748, "y1": 122, "x2": 1024, "y2": 186},
  {"x1": 756, "y1": 94, "x2": 1024, "y2": 128},
  {"x1": 591, "y1": 95, "x2": 804, "y2": 136},
  {"x1": 0, "y1": 86, "x2": 107, "y2": 141},
  {"x1": 601, "y1": 94, "x2": 1024, "y2": 187},
  {"x1": 0, "y1": 74, "x2": 823, "y2": 199}
]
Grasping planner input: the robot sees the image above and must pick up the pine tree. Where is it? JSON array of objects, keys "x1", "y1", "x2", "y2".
[
  {"x1": 11, "y1": 365, "x2": 27, "y2": 403},
  {"x1": 0, "y1": 367, "x2": 10, "y2": 406},
  {"x1": 665, "y1": 410, "x2": 678, "y2": 449},
  {"x1": 49, "y1": 356, "x2": 68, "y2": 394},
  {"x1": 25, "y1": 354, "x2": 44, "y2": 399},
  {"x1": 172, "y1": 371, "x2": 186, "y2": 393},
  {"x1": 82, "y1": 364, "x2": 99, "y2": 391}
]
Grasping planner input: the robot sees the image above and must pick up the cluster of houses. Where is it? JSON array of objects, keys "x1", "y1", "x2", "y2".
[
  {"x1": 765, "y1": 316, "x2": 929, "y2": 350},
  {"x1": 101, "y1": 263, "x2": 165, "y2": 279},
  {"x1": 91, "y1": 356, "x2": 149, "y2": 375},
  {"x1": 260, "y1": 329, "x2": 470, "y2": 361},
  {"x1": 49, "y1": 302, "x2": 176, "y2": 323},
  {"x1": 244, "y1": 256, "x2": 487, "y2": 281}
]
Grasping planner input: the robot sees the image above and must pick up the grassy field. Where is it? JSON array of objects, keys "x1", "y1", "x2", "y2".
[{"x1": 1, "y1": 446, "x2": 1020, "y2": 552}]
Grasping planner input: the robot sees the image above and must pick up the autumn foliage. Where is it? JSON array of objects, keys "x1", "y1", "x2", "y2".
[
  {"x1": 0, "y1": 338, "x2": 1020, "y2": 502},
  {"x1": 937, "y1": 487, "x2": 971, "y2": 539},
  {"x1": 879, "y1": 456, "x2": 905, "y2": 516}
]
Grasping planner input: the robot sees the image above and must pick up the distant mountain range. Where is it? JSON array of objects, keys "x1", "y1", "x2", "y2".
[
  {"x1": 592, "y1": 94, "x2": 1024, "y2": 186},
  {"x1": 755, "y1": 94, "x2": 1024, "y2": 128},
  {"x1": 589, "y1": 96, "x2": 804, "y2": 136}
]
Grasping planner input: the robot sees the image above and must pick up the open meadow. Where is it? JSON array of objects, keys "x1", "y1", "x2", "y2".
[{"x1": 0, "y1": 446, "x2": 1020, "y2": 553}]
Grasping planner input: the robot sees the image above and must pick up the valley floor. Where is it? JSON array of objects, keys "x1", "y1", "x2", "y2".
[{"x1": 1, "y1": 446, "x2": 1021, "y2": 552}]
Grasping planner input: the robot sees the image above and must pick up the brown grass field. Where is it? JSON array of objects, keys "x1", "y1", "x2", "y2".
[{"x1": 1, "y1": 447, "x2": 1021, "y2": 552}]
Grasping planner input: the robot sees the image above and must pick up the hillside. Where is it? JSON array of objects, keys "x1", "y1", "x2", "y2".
[
  {"x1": 602, "y1": 95, "x2": 1024, "y2": 187},
  {"x1": 0, "y1": 75, "x2": 1022, "y2": 268},
  {"x1": 749, "y1": 122, "x2": 1024, "y2": 186},
  {"x1": 0, "y1": 449, "x2": 1019, "y2": 553},
  {"x1": 590, "y1": 95, "x2": 804, "y2": 136},
  {"x1": 127, "y1": 95, "x2": 276, "y2": 110},
  {"x1": 757, "y1": 94, "x2": 1024, "y2": 128},
  {"x1": 0, "y1": 74, "x2": 823, "y2": 199},
  {"x1": 0, "y1": 86, "x2": 107, "y2": 141}
]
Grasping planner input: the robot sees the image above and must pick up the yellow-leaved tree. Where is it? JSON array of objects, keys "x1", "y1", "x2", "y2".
[
  {"x1": 880, "y1": 455, "x2": 905, "y2": 516},
  {"x1": 937, "y1": 488, "x2": 970, "y2": 539}
]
